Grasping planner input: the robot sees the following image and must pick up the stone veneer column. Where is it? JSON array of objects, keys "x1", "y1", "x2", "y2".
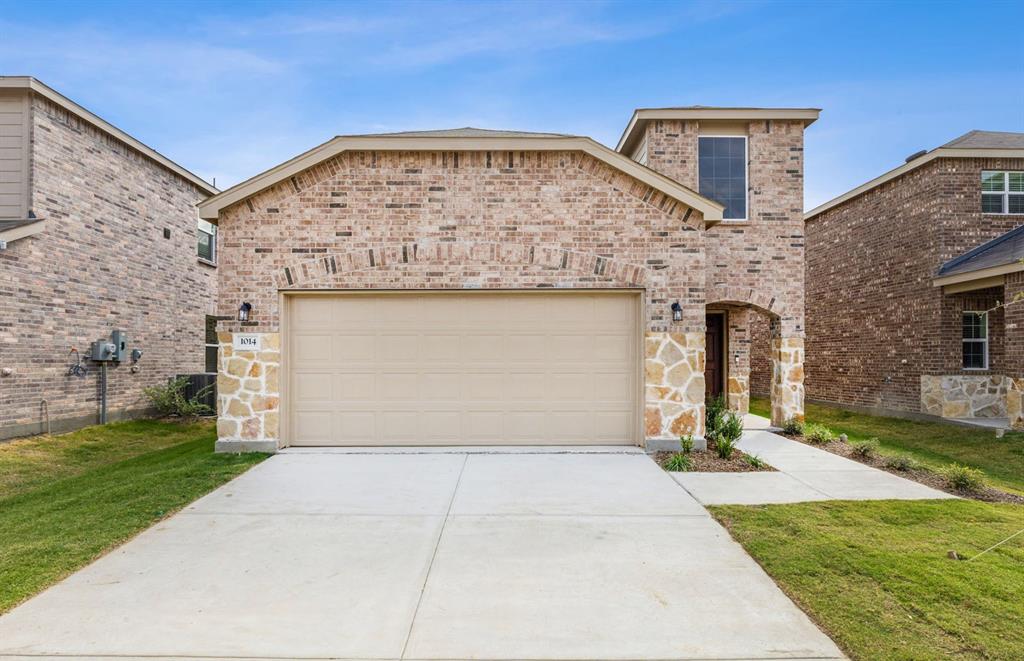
[
  {"x1": 770, "y1": 336, "x2": 804, "y2": 427},
  {"x1": 1008, "y1": 379, "x2": 1024, "y2": 430},
  {"x1": 215, "y1": 332, "x2": 281, "y2": 453},
  {"x1": 644, "y1": 332, "x2": 706, "y2": 451}
]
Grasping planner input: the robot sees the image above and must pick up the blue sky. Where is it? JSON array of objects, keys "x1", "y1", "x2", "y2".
[{"x1": 1, "y1": 0, "x2": 1022, "y2": 208}]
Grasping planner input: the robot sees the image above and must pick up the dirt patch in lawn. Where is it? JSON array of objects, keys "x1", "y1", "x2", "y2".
[
  {"x1": 655, "y1": 449, "x2": 776, "y2": 473},
  {"x1": 780, "y1": 432, "x2": 1024, "y2": 504}
]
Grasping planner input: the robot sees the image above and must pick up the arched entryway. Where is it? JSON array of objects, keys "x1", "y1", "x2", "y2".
[{"x1": 705, "y1": 300, "x2": 804, "y2": 427}]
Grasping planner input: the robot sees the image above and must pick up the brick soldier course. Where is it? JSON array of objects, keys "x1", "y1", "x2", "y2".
[
  {"x1": 805, "y1": 131, "x2": 1024, "y2": 427},
  {"x1": 201, "y1": 109, "x2": 818, "y2": 452},
  {"x1": 0, "y1": 78, "x2": 218, "y2": 439}
]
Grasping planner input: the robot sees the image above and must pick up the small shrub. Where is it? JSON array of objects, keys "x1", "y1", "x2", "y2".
[
  {"x1": 715, "y1": 410, "x2": 744, "y2": 459},
  {"x1": 849, "y1": 438, "x2": 880, "y2": 459},
  {"x1": 679, "y1": 434, "x2": 695, "y2": 454},
  {"x1": 744, "y1": 453, "x2": 768, "y2": 469},
  {"x1": 804, "y1": 423, "x2": 836, "y2": 445},
  {"x1": 705, "y1": 394, "x2": 727, "y2": 442},
  {"x1": 781, "y1": 417, "x2": 804, "y2": 435},
  {"x1": 940, "y1": 463, "x2": 986, "y2": 492},
  {"x1": 883, "y1": 455, "x2": 919, "y2": 472},
  {"x1": 663, "y1": 452, "x2": 692, "y2": 472},
  {"x1": 143, "y1": 376, "x2": 212, "y2": 418}
]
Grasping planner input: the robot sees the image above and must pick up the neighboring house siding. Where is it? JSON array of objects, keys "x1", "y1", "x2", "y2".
[
  {"x1": 0, "y1": 91, "x2": 30, "y2": 219},
  {"x1": 0, "y1": 93, "x2": 216, "y2": 438},
  {"x1": 805, "y1": 155, "x2": 1024, "y2": 414}
]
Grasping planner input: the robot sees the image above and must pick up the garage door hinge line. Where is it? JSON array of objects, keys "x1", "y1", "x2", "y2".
[{"x1": 399, "y1": 453, "x2": 469, "y2": 660}]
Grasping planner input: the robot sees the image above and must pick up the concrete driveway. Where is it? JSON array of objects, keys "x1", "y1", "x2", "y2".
[{"x1": 0, "y1": 447, "x2": 843, "y2": 660}]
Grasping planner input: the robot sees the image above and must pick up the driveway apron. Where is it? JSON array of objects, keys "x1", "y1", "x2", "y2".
[{"x1": 0, "y1": 448, "x2": 844, "y2": 660}]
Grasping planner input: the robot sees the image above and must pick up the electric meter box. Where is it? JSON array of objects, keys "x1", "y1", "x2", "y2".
[
  {"x1": 111, "y1": 330, "x2": 128, "y2": 362},
  {"x1": 89, "y1": 340, "x2": 117, "y2": 361}
]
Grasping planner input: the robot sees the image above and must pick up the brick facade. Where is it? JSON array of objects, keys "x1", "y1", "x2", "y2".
[
  {"x1": 806, "y1": 155, "x2": 1024, "y2": 418},
  {"x1": 213, "y1": 116, "x2": 810, "y2": 449},
  {"x1": 644, "y1": 119, "x2": 807, "y2": 420},
  {"x1": 0, "y1": 92, "x2": 216, "y2": 438}
]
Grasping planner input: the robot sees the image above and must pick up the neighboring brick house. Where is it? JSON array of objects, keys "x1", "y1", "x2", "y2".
[
  {"x1": 0, "y1": 77, "x2": 219, "y2": 439},
  {"x1": 198, "y1": 107, "x2": 817, "y2": 452},
  {"x1": 804, "y1": 131, "x2": 1024, "y2": 428}
]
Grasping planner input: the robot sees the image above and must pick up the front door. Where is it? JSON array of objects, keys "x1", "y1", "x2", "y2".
[{"x1": 705, "y1": 313, "x2": 725, "y2": 400}]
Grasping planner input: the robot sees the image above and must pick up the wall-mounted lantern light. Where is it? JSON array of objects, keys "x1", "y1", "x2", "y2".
[
  {"x1": 670, "y1": 301, "x2": 683, "y2": 322},
  {"x1": 238, "y1": 301, "x2": 252, "y2": 322}
]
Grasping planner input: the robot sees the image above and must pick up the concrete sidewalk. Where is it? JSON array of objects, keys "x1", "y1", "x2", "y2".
[
  {"x1": 0, "y1": 447, "x2": 844, "y2": 660},
  {"x1": 673, "y1": 415, "x2": 955, "y2": 505}
]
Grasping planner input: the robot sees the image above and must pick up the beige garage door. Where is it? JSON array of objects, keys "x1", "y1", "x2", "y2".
[{"x1": 286, "y1": 291, "x2": 640, "y2": 446}]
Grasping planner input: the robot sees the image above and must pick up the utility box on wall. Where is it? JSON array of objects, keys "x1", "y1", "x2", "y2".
[{"x1": 90, "y1": 330, "x2": 129, "y2": 362}]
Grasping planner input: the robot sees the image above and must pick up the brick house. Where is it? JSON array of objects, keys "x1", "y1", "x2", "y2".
[
  {"x1": 0, "y1": 77, "x2": 219, "y2": 439},
  {"x1": 804, "y1": 131, "x2": 1024, "y2": 428},
  {"x1": 198, "y1": 108, "x2": 818, "y2": 452}
]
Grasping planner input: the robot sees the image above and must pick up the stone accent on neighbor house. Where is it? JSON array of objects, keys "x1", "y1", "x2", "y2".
[
  {"x1": 215, "y1": 333, "x2": 281, "y2": 452},
  {"x1": 920, "y1": 375, "x2": 1008, "y2": 419},
  {"x1": 644, "y1": 332, "x2": 705, "y2": 451},
  {"x1": 1007, "y1": 379, "x2": 1024, "y2": 430},
  {"x1": 770, "y1": 337, "x2": 804, "y2": 427}
]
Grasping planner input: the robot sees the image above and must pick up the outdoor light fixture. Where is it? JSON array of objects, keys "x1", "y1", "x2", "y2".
[
  {"x1": 670, "y1": 301, "x2": 683, "y2": 322},
  {"x1": 238, "y1": 301, "x2": 252, "y2": 322}
]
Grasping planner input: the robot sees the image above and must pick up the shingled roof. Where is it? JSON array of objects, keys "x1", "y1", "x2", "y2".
[{"x1": 937, "y1": 224, "x2": 1024, "y2": 279}]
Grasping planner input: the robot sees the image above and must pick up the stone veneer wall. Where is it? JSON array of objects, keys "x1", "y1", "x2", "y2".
[
  {"x1": 770, "y1": 337, "x2": 805, "y2": 426},
  {"x1": 920, "y1": 375, "x2": 1008, "y2": 419},
  {"x1": 215, "y1": 333, "x2": 280, "y2": 452},
  {"x1": 0, "y1": 90, "x2": 215, "y2": 439},
  {"x1": 644, "y1": 332, "x2": 706, "y2": 449}
]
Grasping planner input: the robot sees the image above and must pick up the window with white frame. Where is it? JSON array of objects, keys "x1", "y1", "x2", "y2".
[
  {"x1": 981, "y1": 171, "x2": 1024, "y2": 214},
  {"x1": 198, "y1": 219, "x2": 217, "y2": 262},
  {"x1": 698, "y1": 136, "x2": 747, "y2": 220},
  {"x1": 962, "y1": 311, "x2": 988, "y2": 370}
]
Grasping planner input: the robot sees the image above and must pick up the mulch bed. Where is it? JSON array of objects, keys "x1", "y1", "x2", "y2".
[
  {"x1": 655, "y1": 448, "x2": 776, "y2": 473},
  {"x1": 779, "y1": 431, "x2": 1024, "y2": 504}
]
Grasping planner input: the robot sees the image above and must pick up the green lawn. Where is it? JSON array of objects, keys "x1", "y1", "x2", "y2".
[
  {"x1": 712, "y1": 500, "x2": 1024, "y2": 660},
  {"x1": 0, "y1": 420, "x2": 267, "y2": 613},
  {"x1": 750, "y1": 396, "x2": 1024, "y2": 495}
]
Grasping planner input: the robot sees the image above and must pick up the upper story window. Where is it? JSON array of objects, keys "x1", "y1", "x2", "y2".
[
  {"x1": 962, "y1": 311, "x2": 988, "y2": 370},
  {"x1": 981, "y1": 170, "x2": 1024, "y2": 214},
  {"x1": 197, "y1": 219, "x2": 217, "y2": 262},
  {"x1": 698, "y1": 136, "x2": 747, "y2": 221}
]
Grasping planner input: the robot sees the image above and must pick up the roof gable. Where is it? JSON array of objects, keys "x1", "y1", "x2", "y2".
[{"x1": 198, "y1": 130, "x2": 724, "y2": 222}]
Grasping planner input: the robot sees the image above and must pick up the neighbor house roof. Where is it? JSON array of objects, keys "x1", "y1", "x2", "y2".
[
  {"x1": 615, "y1": 106, "x2": 821, "y2": 156},
  {"x1": 0, "y1": 216, "x2": 47, "y2": 244},
  {"x1": 806, "y1": 130, "x2": 1024, "y2": 221},
  {"x1": 197, "y1": 128, "x2": 725, "y2": 222},
  {"x1": 0, "y1": 77, "x2": 218, "y2": 196},
  {"x1": 933, "y1": 224, "x2": 1024, "y2": 288}
]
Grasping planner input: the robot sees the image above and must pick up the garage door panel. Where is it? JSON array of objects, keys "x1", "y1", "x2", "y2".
[
  {"x1": 294, "y1": 372, "x2": 333, "y2": 403},
  {"x1": 421, "y1": 334, "x2": 462, "y2": 362},
  {"x1": 377, "y1": 334, "x2": 420, "y2": 362},
  {"x1": 295, "y1": 335, "x2": 333, "y2": 363},
  {"x1": 334, "y1": 335, "x2": 375, "y2": 362},
  {"x1": 288, "y1": 292, "x2": 639, "y2": 446},
  {"x1": 336, "y1": 372, "x2": 374, "y2": 401}
]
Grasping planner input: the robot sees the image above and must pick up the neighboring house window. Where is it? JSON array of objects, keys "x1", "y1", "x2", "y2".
[
  {"x1": 981, "y1": 171, "x2": 1024, "y2": 214},
  {"x1": 205, "y1": 315, "x2": 219, "y2": 374},
  {"x1": 962, "y1": 312, "x2": 988, "y2": 370},
  {"x1": 198, "y1": 219, "x2": 217, "y2": 262},
  {"x1": 698, "y1": 136, "x2": 747, "y2": 220}
]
